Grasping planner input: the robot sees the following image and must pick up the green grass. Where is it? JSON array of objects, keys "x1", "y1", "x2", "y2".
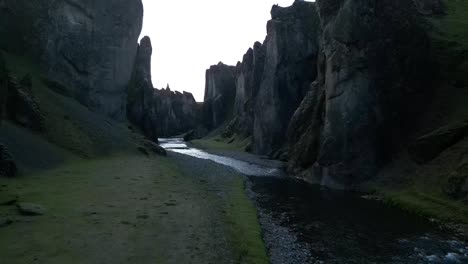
[
  {"x1": 1, "y1": 50, "x2": 136, "y2": 159},
  {"x1": 191, "y1": 135, "x2": 251, "y2": 152},
  {"x1": 224, "y1": 177, "x2": 269, "y2": 264},
  {"x1": 431, "y1": 0, "x2": 468, "y2": 44},
  {"x1": 430, "y1": 0, "x2": 468, "y2": 80},
  {"x1": 377, "y1": 189, "x2": 468, "y2": 224}
]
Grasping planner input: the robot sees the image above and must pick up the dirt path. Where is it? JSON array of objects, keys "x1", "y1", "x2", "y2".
[{"x1": 0, "y1": 154, "x2": 266, "y2": 263}]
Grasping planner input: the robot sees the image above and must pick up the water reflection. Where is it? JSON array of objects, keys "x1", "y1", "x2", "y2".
[
  {"x1": 159, "y1": 137, "x2": 468, "y2": 263},
  {"x1": 160, "y1": 138, "x2": 284, "y2": 177}
]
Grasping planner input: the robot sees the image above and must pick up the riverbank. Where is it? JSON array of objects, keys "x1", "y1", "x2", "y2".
[
  {"x1": 189, "y1": 137, "x2": 468, "y2": 241},
  {"x1": 0, "y1": 153, "x2": 268, "y2": 263},
  {"x1": 190, "y1": 137, "x2": 285, "y2": 170}
]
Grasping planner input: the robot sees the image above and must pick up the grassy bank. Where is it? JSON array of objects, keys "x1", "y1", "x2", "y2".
[
  {"x1": 224, "y1": 177, "x2": 269, "y2": 264},
  {"x1": 191, "y1": 135, "x2": 250, "y2": 152},
  {"x1": 0, "y1": 153, "x2": 268, "y2": 263}
]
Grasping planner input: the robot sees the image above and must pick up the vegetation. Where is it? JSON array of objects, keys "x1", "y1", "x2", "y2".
[
  {"x1": 224, "y1": 177, "x2": 269, "y2": 264},
  {"x1": 191, "y1": 135, "x2": 251, "y2": 152}
]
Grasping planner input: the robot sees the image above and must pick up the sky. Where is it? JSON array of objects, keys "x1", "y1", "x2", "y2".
[{"x1": 140, "y1": 0, "x2": 298, "y2": 102}]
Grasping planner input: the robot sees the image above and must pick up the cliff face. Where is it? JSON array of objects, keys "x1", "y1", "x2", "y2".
[
  {"x1": 128, "y1": 37, "x2": 198, "y2": 140},
  {"x1": 0, "y1": 0, "x2": 143, "y2": 119},
  {"x1": 154, "y1": 88, "x2": 198, "y2": 137},
  {"x1": 202, "y1": 63, "x2": 237, "y2": 130},
  {"x1": 201, "y1": 0, "x2": 431, "y2": 188},
  {"x1": 227, "y1": 42, "x2": 266, "y2": 138},
  {"x1": 287, "y1": 0, "x2": 429, "y2": 187},
  {"x1": 127, "y1": 36, "x2": 158, "y2": 141},
  {"x1": 252, "y1": 1, "x2": 321, "y2": 155}
]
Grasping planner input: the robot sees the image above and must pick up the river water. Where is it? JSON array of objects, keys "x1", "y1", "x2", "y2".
[{"x1": 160, "y1": 138, "x2": 468, "y2": 264}]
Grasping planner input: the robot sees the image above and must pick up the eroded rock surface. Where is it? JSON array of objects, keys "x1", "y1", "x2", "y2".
[
  {"x1": 0, "y1": 0, "x2": 144, "y2": 119},
  {"x1": 127, "y1": 37, "x2": 199, "y2": 140},
  {"x1": 202, "y1": 63, "x2": 237, "y2": 130}
]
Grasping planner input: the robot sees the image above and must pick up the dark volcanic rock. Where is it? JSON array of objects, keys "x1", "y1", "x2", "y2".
[
  {"x1": 409, "y1": 122, "x2": 468, "y2": 164},
  {"x1": 127, "y1": 37, "x2": 199, "y2": 140},
  {"x1": 0, "y1": 0, "x2": 144, "y2": 119},
  {"x1": 292, "y1": 0, "x2": 429, "y2": 188},
  {"x1": 252, "y1": 1, "x2": 321, "y2": 155},
  {"x1": 412, "y1": 0, "x2": 446, "y2": 15},
  {"x1": 287, "y1": 81, "x2": 325, "y2": 174},
  {"x1": 143, "y1": 140, "x2": 167, "y2": 156},
  {"x1": 0, "y1": 55, "x2": 7, "y2": 122},
  {"x1": 0, "y1": 144, "x2": 17, "y2": 178},
  {"x1": 0, "y1": 217, "x2": 12, "y2": 228},
  {"x1": 202, "y1": 63, "x2": 237, "y2": 130},
  {"x1": 444, "y1": 157, "x2": 468, "y2": 200},
  {"x1": 127, "y1": 36, "x2": 159, "y2": 141},
  {"x1": 226, "y1": 42, "x2": 266, "y2": 138},
  {"x1": 17, "y1": 202, "x2": 46, "y2": 216},
  {"x1": 153, "y1": 89, "x2": 199, "y2": 137},
  {"x1": 6, "y1": 75, "x2": 44, "y2": 131}
]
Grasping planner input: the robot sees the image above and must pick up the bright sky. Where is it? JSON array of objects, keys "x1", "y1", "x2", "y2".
[{"x1": 140, "y1": 0, "x2": 297, "y2": 102}]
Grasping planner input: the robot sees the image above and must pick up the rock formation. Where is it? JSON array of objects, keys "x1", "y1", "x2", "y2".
[
  {"x1": 128, "y1": 37, "x2": 199, "y2": 140},
  {"x1": 0, "y1": 0, "x2": 144, "y2": 119},
  {"x1": 207, "y1": 1, "x2": 321, "y2": 156},
  {"x1": 226, "y1": 42, "x2": 265, "y2": 138},
  {"x1": 252, "y1": 1, "x2": 321, "y2": 155},
  {"x1": 154, "y1": 88, "x2": 199, "y2": 137},
  {"x1": 202, "y1": 0, "x2": 431, "y2": 188},
  {"x1": 202, "y1": 63, "x2": 237, "y2": 130},
  {"x1": 0, "y1": 144, "x2": 17, "y2": 178},
  {"x1": 127, "y1": 36, "x2": 159, "y2": 141}
]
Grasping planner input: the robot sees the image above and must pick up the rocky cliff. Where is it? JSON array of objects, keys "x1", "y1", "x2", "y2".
[
  {"x1": 202, "y1": 63, "x2": 237, "y2": 130},
  {"x1": 0, "y1": 0, "x2": 143, "y2": 119},
  {"x1": 208, "y1": 1, "x2": 321, "y2": 156},
  {"x1": 128, "y1": 37, "x2": 198, "y2": 140},
  {"x1": 253, "y1": 1, "x2": 321, "y2": 155},
  {"x1": 202, "y1": 0, "x2": 432, "y2": 188},
  {"x1": 154, "y1": 88, "x2": 199, "y2": 137},
  {"x1": 287, "y1": 0, "x2": 430, "y2": 187}
]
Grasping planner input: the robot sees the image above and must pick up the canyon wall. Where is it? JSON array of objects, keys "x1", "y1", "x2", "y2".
[
  {"x1": 128, "y1": 37, "x2": 198, "y2": 140},
  {"x1": 0, "y1": 0, "x2": 144, "y2": 119},
  {"x1": 201, "y1": 0, "x2": 430, "y2": 188},
  {"x1": 202, "y1": 63, "x2": 237, "y2": 131}
]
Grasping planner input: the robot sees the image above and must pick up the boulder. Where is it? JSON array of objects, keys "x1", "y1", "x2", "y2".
[
  {"x1": 0, "y1": 192, "x2": 17, "y2": 205},
  {"x1": 0, "y1": 217, "x2": 12, "y2": 228},
  {"x1": 0, "y1": 144, "x2": 17, "y2": 178},
  {"x1": 409, "y1": 122, "x2": 468, "y2": 164},
  {"x1": 6, "y1": 75, "x2": 44, "y2": 131},
  {"x1": 143, "y1": 140, "x2": 167, "y2": 156},
  {"x1": 0, "y1": 0, "x2": 144, "y2": 119},
  {"x1": 17, "y1": 202, "x2": 46, "y2": 216},
  {"x1": 444, "y1": 158, "x2": 468, "y2": 200}
]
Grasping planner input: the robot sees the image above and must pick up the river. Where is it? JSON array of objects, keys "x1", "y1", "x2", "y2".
[{"x1": 160, "y1": 138, "x2": 468, "y2": 264}]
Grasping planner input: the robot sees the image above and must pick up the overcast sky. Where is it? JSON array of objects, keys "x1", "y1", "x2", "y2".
[{"x1": 140, "y1": 0, "x2": 298, "y2": 102}]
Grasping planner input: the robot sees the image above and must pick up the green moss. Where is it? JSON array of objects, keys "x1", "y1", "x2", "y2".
[
  {"x1": 191, "y1": 135, "x2": 250, "y2": 152},
  {"x1": 1, "y1": 51, "x2": 97, "y2": 157},
  {"x1": 430, "y1": 0, "x2": 468, "y2": 79},
  {"x1": 224, "y1": 177, "x2": 269, "y2": 264},
  {"x1": 373, "y1": 187, "x2": 468, "y2": 224}
]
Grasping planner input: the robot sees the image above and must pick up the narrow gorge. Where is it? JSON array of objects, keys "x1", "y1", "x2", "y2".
[{"x1": 1, "y1": 0, "x2": 468, "y2": 263}]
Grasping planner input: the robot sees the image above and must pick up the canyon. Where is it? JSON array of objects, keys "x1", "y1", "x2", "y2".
[{"x1": 1, "y1": 0, "x2": 468, "y2": 263}]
